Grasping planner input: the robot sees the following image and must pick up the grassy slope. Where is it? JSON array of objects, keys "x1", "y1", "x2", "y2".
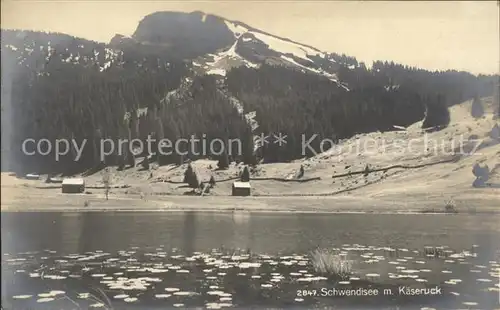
[{"x1": 2, "y1": 97, "x2": 499, "y2": 212}]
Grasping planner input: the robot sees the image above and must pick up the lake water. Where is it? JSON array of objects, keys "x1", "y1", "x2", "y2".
[{"x1": 2, "y1": 211, "x2": 499, "y2": 309}]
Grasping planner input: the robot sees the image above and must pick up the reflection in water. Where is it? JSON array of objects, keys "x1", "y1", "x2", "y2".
[
  {"x1": 2, "y1": 212, "x2": 500, "y2": 255},
  {"x1": 231, "y1": 211, "x2": 251, "y2": 250},
  {"x1": 1, "y1": 212, "x2": 499, "y2": 309},
  {"x1": 183, "y1": 211, "x2": 195, "y2": 255}
]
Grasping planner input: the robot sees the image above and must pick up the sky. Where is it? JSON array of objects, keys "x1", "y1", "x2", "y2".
[{"x1": 2, "y1": 0, "x2": 499, "y2": 75}]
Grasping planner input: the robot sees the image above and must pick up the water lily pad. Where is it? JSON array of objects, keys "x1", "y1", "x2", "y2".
[
  {"x1": 165, "y1": 288, "x2": 180, "y2": 292},
  {"x1": 176, "y1": 269, "x2": 190, "y2": 273},
  {"x1": 173, "y1": 291, "x2": 197, "y2": 296},
  {"x1": 89, "y1": 303, "x2": 105, "y2": 308},
  {"x1": 49, "y1": 290, "x2": 65, "y2": 296},
  {"x1": 124, "y1": 297, "x2": 138, "y2": 302},
  {"x1": 13, "y1": 295, "x2": 32, "y2": 299},
  {"x1": 114, "y1": 294, "x2": 129, "y2": 299},
  {"x1": 402, "y1": 269, "x2": 419, "y2": 274},
  {"x1": 155, "y1": 294, "x2": 171, "y2": 298},
  {"x1": 44, "y1": 274, "x2": 67, "y2": 280},
  {"x1": 476, "y1": 278, "x2": 492, "y2": 282}
]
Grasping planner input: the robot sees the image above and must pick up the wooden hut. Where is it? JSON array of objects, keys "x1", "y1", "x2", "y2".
[
  {"x1": 232, "y1": 181, "x2": 251, "y2": 196},
  {"x1": 62, "y1": 178, "x2": 85, "y2": 193}
]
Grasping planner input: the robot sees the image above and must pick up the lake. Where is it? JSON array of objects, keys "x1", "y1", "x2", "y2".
[{"x1": 2, "y1": 211, "x2": 499, "y2": 309}]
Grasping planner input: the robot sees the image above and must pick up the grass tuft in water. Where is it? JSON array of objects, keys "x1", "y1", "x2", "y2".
[{"x1": 311, "y1": 249, "x2": 352, "y2": 279}]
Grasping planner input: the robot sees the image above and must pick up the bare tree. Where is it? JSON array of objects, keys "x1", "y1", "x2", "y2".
[{"x1": 102, "y1": 167, "x2": 112, "y2": 200}]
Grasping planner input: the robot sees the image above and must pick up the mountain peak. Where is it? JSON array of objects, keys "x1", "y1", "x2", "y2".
[
  {"x1": 126, "y1": 10, "x2": 345, "y2": 83},
  {"x1": 131, "y1": 11, "x2": 235, "y2": 59}
]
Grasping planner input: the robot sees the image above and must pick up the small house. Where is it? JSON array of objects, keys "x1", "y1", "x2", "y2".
[
  {"x1": 62, "y1": 178, "x2": 85, "y2": 194},
  {"x1": 232, "y1": 181, "x2": 251, "y2": 196}
]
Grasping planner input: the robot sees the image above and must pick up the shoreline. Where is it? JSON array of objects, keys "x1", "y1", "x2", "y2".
[
  {"x1": 3, "y1": 208, "x2": 499, "y2": 215},
  {"x1": 2, "y1": 190, "x2": 500, "y2": 214}
]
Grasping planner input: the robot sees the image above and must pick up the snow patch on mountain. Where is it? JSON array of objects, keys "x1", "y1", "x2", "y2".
[
  {"x1": 206, "y1": 39, "x2": 239, "y2": 66},
  {"x1": 280, "y1": 55, "x2": 349, "y2": 91},
  {"x1": 3, "y1": 38, "x2": 123, "y2": 73},
  {"x1": 206, "y1": 68, "x2": 227, "y2": 76},
  {"x1": 280, "y1": 55, "x2": 334, "y2": 80},
  {"x1": 223, "y1": 20, "x2": 248, "y2": 38},
  {"x1": 250, "y1": 31, "x2": 324, "y2": 62},
  {"x1": 191, "y1": 19, "x2": 342, "y2": 83},
  {"x1": 5, "y1": 45, "x2": 18, "y2": 51},
  {"x1": 203, "y1": 37, "x2": 259, "y2": 74}
]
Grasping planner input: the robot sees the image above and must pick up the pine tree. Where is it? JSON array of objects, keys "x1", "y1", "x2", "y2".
[
  {"x1": 297, "y1": 165, "x2": 304, "y2": 179},
  {"x1": 209, "y1": 175, "x2": 216, "y2": 187},
  {"x1": 189, "y1": 170, "x2": 200, "y2": 189},
  {"x1": 422, "y1": 95, "x2": 450, "y2": 131},
  {"x1": 493, "y1": 82, "x2": 500, "y2": 117},
  {"x1": 141, "y1": 156, "x2": 150, "y2": 170},
  {"x1": 363, "y1": 164, "x2": 370, "y2": 177},
  {"x1": 183, "y1": 164, "x2": 194, "y2": 183},
  {"x1": 183, "y1": 164, "x2": 199, "y2": 188},
  {"x1": 241, "y1": 166, "x2": 250, "y2": 182},
  {"x1": 471, "y1": 96, "x2": 484, "y2": 119},
  {"x1": 217, "y1": 150, "x2": 229, "y2": 170}
]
